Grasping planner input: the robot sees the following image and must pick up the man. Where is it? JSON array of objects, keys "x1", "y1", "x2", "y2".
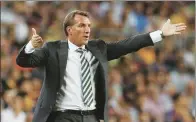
[{"x1": 16, "y1": 10, "x2": 186, "y2": 122}]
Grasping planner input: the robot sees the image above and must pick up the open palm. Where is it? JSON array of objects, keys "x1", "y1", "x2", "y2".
[{"x1": 161, "y1": 19, "x2": 186, "y2": 36}]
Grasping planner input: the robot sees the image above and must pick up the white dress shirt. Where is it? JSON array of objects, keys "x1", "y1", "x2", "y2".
[
  {"x1": 24, "y1": 30, "x2": 162, "y2": 111},
  {"x1": 54, "y1": 40, "x2": 99, "y2": 111}
]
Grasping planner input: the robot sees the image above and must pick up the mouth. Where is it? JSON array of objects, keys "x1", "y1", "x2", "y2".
[{"x1": 83, "y1": 36, "x2": 89, "y2": 39}]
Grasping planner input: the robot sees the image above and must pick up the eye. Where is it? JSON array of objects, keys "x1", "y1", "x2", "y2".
[{"x1": 78, "y1": 24, "x2": 84, "y2": 27}]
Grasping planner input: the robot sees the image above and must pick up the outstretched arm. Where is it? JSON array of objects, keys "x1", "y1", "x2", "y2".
[{"x1": 107, "y1": 19, "x2": 186, "y2": 61}]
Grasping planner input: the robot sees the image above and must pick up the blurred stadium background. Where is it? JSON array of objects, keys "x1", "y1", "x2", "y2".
[{"x1": 1, "y1": 1, "x2": 195, "y2": 122}]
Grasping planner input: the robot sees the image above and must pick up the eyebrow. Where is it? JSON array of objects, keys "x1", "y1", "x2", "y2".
[{"x1": 77, "y1": 22, "x2": 91, "y2": 26}]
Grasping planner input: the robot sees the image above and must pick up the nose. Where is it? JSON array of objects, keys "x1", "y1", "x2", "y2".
[{"x1": 85, "y1": 27, "x2": 90, "y2": 34}]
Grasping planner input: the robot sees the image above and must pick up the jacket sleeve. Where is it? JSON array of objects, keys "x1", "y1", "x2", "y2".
[
  {"x1": 106, "y1": 33, "x2": 154, "y2": 61},
  {"x1": 16, "y1": 42, "x2": 49, "y2": 68}
]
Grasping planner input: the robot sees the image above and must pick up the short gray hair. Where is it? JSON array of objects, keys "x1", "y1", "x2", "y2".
[{"x1": 63, "y1": 10, "x2": 90, "y2": 36}]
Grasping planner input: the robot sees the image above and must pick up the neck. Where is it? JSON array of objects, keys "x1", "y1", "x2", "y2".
[{"x1": 68, "y1": 38, "x2": 84, "y2": 47}]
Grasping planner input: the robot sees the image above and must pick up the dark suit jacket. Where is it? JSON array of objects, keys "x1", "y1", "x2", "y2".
[{"x1": 16, "y1": 33, "x2": 154, "y2": 122}]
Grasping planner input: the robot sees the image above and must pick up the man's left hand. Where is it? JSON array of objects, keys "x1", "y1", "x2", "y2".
[{"x1": 161, "y1": 19, "x2": 187, "y2": 36}]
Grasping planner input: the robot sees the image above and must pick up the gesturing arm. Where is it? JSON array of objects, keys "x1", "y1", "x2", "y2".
[
  {"x1": 107, "y1": 19, "x2": 186, "y2": 61},
  {"x1": 106, "y1": 33, "x2": 154, "y2": 61},
  {"x1": 16, "y1": 28, "x2": 49, "y2": 67}
]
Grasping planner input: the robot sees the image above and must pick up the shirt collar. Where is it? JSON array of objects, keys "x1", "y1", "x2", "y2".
[{"x1": 68, "y1": 40, "x2": 85, "y2": 51}]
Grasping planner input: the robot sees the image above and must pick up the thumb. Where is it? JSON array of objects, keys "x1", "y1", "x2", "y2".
[
  {"x1": 32, "y1": 28, "x2": 37, "y2": 35},
  {"x1": 167, "y1": 19, "x2": 171, "y2": 24}
]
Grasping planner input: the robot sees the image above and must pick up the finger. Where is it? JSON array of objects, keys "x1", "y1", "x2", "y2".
[
  {"x1": 35, "y1": 37, "x2": 44, "y2": 43},
  {"x1": 32, "y1": 35, "x2": 40, "y2": 38},
  {"x1": 176, "y1": 27, "x2": 186, "y2": 32},
  {"x1": 174, "y1": 23, "x2": 186, "y2": 27},
  {"x1": 176, "y1": 29, "x2": 186, "y2": 33},
  {"x1": 177, "y1": 25, "x2": 187, "y2": 28},
  {"x1": 40, "y1": 38, "x2": 44, "y2": 43},
  {"x1": 33, "y1": 37, "x2": 42, "y2": 41},
  {"x1": 32, "y1": 28, "x2": 37, "y2": 35},
  {"x1": 174, "y1": 32, "x2": 181, "y2": 35},
  {"x1": 35, "y1": 39, "x2": 43, "y2": 43}
]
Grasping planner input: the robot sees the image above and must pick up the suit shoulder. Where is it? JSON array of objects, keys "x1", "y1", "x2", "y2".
[
  {"x1": 89, "y1": 39, "x2": 107, "y2": 51},
  {"x1": 45, "y1": 40, "x2": 61, "y2": 45},
  {"x1": 90, "y1": 39, "x2": 106, "y2": 45},
  {"x1": 45, "y1": 40, "x2": 63, "y2": 48}
]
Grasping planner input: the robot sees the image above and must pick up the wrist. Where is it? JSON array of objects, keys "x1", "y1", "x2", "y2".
[
  {"x1": 30, "y1": 40, "x2": 36, "y2": 48},
  {"x1": 160, "y1": 30, "x2": 165, "y2": 39},
  {"x1": 25, "y1": 40, "x2": 35, "y2": 53}
]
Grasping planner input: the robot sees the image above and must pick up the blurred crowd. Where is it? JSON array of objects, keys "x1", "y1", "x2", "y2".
[{"x1": 1, "y1": 1, "x2": 195, "y2": 122}]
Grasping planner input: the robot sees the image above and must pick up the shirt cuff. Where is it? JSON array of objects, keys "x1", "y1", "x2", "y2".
[
  {"x1": 25, "y1": 41, "x2": 35, "y2": 54},
  {"x1": 149, "y1": 30, "x2": 163, "y2": 43}
]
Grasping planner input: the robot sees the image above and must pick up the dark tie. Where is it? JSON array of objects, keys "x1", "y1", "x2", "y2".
[{"x1": 77, "y1": 48, "x2": 94, "y2": 107}]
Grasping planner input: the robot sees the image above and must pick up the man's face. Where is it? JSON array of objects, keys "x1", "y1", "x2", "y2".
[{"x1": 68, "y1": 14, "x2": 91, "y2": 47}]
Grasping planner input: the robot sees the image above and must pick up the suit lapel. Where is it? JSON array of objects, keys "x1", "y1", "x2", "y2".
[
  {"x1": 57, "y1": 40, "x2": 107, "y2": 87},
  {"x1": 57, "y1": 40, "x2": 68, "y2": 85},
  {"x1": 86, "y1": 42, "x2": 105, "y2": 66},
  {"x1": 86, "y1": 42, "x2": 108, "y2": 79},
  {"x1": 87, "y1": 41, "x2": 108, "y2": 109}
]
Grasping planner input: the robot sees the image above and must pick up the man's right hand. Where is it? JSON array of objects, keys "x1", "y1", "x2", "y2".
[{"x1": 31, "y1": 28, "x2": 44, "y2": 48}]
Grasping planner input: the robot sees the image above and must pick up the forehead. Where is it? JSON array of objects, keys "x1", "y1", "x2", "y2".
[{"x1": 74, "y1": 14, "x2": 91, "y2": 24}]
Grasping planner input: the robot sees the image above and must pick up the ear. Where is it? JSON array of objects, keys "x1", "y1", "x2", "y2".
[{"x1": 66, "y1": 26, "x2": 72, "y2": 35}]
